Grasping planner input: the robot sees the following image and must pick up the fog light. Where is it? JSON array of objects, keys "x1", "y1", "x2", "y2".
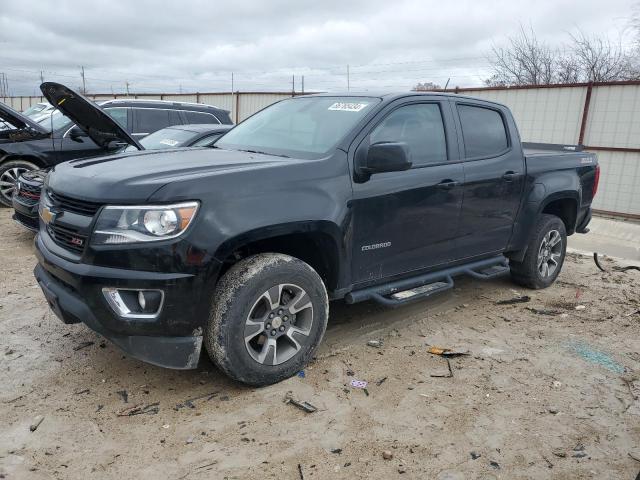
[{"x1": 103, "y1": 288, "x2": 164, "y2": 319}]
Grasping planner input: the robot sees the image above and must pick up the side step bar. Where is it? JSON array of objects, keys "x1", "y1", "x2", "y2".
[{"x1": 345, "y1": 256, "x2": 509, "y2": 307}]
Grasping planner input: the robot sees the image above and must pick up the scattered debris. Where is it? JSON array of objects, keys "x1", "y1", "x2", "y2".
[
  {"x1": 174, "y1": 391, "x2": 218, "y2": 410},
  {"x1": 495, "y1": 295, "x2": 531, "y2": 305},
  {"x1": 552, "y1": 449, "x2": 567, "y2": 458},
  {"x1": 548, "y1": 407, "x2": 559, "y2": 414},
  {"x1": 552, "y1": 381, "x2": 562, "y2": 388},
  {"x1": 470, "y1": 451, "x2": 481, "y2": 460},
  {"x1": 297, "y1": 370, "x2": 306, "y2": 378},
  {"x1": 29, "y1": 415, "x2": 44, "y2": 432},
  {"x1": 574, "y1": 305, "x2": 586, "y2": 311},
  {"x1": 430, "y1": 359, "x2": 453, "y2": 378},
  {"x1": 96, "y1": 404, "x2": 104, "y2": 413},
  {"x1": 350, "y1": 379, "x2": 368, "y2": 389},
  {"x1": 542, "y1": 455, "x2": 554, "y2": 469},
  {"x1": 594, "y1": 252, "x2": 607, "y2": 272},
  {"x1": 117, "y1": 403, "x2": 160, "y2": 416},
  {"x1": 565, "y1": 341, "x2": 624, "y2": 374},
  {"x1": 73, "y1": 341, "x2": 94, "y2": 351},
  {"x1": 367, "y1": 340, "x2": 384, "y2": 348},
  {"x1": 330, "y1": 448, "x2": 342, "y2": 454},
  {"x1": 376, "y1": 377, "x2": 387, "y2": 387},
  {"x1": 628, "y1": 451, "x2": 640, "y2": 463},
  {"x1": 186, "y1": 436, "x2": 194, "y2": 444},
  {"x1": 74, "y1": 389, "x2": 90, "y2": 395},
  {"x1": 284, "y1": 394, "x2": 317, "y2": 414},
  {"x1": 382, "y1": 450, "x2": 393, "y2": 460},
  {"x1": 116, "y1": 390, "x2": 129, "y2": 403},
  {"x1": 297, "y1": 463, "x2": 305, "y2": 480},
  {"x1": 527, "y1": 307, "x2": 560, "y2": 316},
  {"x1": 427, "y1": 346, "x2": 470, "y2": 357},
  {"x1": 489, "y1": 460, "x2": 500, "y2": 470},
  {"x1": 594, "y1": 252, "x2": 640, "y2": 273},
  {"x1": 398, "y1": 465, "x2": 407, "y2": 474}
]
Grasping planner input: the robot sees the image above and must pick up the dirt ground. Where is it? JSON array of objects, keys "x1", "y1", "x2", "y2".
[{"x1": 1, "y1": 208, "x2": 639, "y2": 480}]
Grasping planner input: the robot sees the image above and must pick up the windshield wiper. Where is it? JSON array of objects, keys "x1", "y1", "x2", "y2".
[{"x1": 236, "y1": 148, "x2": 290, "y2": 158}]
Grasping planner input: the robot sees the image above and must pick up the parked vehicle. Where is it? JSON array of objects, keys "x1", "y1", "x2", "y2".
[
  {"x1": 0, "y1": 89, "x2": 233, "y2": 206},
  {"x1": 22, "y1": 102, "x2": 55, "y2": 122},
  {"x1": 34, "y1": 84, "x2": 599, "y2": 386},
  {"x1": 12, "y1": 123, "x2": 234, "y2": 231},
  {"x1": 123, "y1": 123, "x2": 233, "y2": 151}
]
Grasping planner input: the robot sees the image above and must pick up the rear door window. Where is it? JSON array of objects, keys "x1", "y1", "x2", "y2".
[
  {"x1": 183, "y1": 111, "x2": 220, "y2": 124},
  {"x1": 457, "y1": 104, "x2": 509, "y2": 158},
  {"x1": 133, "y1": 108, "x2": 172, "y2": 135},
  {"x1": 104, "y1": 107, "x2": 130, "y2": 132}
]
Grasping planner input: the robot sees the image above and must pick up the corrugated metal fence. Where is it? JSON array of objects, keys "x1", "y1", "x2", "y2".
[
  {"x1": 2, "y1": 81, "x2": 639, "y2": 217},
  {"x1": 0, "y1": 92, "x2": 295, "y2": 124}
]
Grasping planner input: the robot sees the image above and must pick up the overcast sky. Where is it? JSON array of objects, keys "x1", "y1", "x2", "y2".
[{"x1": 0, "y1": 0, "x2": 637, "y2": 95}]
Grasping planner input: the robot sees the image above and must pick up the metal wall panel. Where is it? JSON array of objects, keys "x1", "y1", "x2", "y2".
[
  {"x1": 584, "y1": 84, "x2": 640, "y2": 149},
  {"x1": 461, "y1": 86, "x2": 586, "y2": 144},
  {"x1": 237, "y1": 93, "x2": 292, "y2": 122},
  {"x1": 591, "y1": 150, "x2": 640, "y2": 215}
]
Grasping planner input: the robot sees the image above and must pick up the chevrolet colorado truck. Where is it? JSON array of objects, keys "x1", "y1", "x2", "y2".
[{"x1": 34, "y1": 83, "x2": 599, "y2": 386}]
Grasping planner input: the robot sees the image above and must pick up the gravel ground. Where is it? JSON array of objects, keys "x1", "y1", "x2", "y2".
[{"x1": 1, "y1": 208, "x2": 639, "y2": 479}]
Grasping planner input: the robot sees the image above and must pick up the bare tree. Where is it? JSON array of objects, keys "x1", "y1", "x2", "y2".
[
  {"x1": 486, "y1": 26, "x2": 640, "y2": 86},
  {"x1": 569, "y1": 31, "x2": 638, "y2": 81},
  {"x1": 413, "y1": 81, "x2": 442, "y2": 91},
  {"x1": 486, "y1": 26, "x2": 557, "y2": 86}
]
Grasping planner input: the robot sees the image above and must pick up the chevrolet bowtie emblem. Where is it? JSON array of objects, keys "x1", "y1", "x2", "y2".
[{"x1": 40, "y1": 205, "x2": 59, "y2": 224}]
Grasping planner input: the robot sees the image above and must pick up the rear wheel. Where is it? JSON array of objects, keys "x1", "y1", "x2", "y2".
[
  {"x1": 0, "y1": 159, "x2": 39, "y2": 207},
  {"x1": 510, "y1": 214, "x2": 567, "y2": 289},
  {"x1": 205, "y1": 253, "x2": 328, "y2": 386}
]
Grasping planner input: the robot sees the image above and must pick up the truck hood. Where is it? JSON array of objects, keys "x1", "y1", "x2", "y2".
[
  {"x1": 47, "y1": 148, "x2": 293, "y2": 203},
  {"x1": 0, "y1": 102, "x2": 49, "y2": 134},
  {"x1": 40, "y1": 82, "x2": 143, "y2": 150}
]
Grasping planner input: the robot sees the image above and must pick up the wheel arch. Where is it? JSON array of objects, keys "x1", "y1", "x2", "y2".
[
  {"x1": 538, "y1": 192, "x2": 579, "y2": 235},
  {"x1": 213, "y1": 221, "x2": 346, "y2": 294}
]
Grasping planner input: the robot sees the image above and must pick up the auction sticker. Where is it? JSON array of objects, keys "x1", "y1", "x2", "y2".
[
  {"x1": 328, "y1": 102, "x2": 369, "y2": 112},
  {"x1": 160, "y1": 139, "x2": 180, "y2": 147}
]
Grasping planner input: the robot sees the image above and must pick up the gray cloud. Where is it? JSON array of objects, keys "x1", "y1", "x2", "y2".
[{"x1": 0, "y1": 0, "x2": 636, "y2": 95}]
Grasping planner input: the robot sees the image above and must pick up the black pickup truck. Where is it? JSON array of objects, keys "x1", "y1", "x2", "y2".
[{"x1": 34, "y1": 83, "x2": 599, "y2": 386}]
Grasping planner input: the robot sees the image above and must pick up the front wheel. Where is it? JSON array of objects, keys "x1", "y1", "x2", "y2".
[
  {"x1": 0, "y1": 159, "x2": 39, "y2": 207},
  {"x1": 205, "y1": 253, "x2": 329, "y2": 386},
  {"x1": 510, "y1": 214, "x2": 567, "y2": 289}
]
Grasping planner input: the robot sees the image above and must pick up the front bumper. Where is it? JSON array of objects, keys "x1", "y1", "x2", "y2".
[
  {"x1": 34, "y1": 234, "x2": 217, "y2": 369},
  {"x1": 12, "y1": 195, "x2": 39, "y2": 232}
]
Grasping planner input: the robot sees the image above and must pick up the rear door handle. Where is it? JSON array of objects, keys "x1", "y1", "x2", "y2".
[
  {"x1": 436, "y1": 179, "x2": 460, "y2": 190},
  {"x1": 502, "y1": 171, "x2": 520, "y2": 181}
]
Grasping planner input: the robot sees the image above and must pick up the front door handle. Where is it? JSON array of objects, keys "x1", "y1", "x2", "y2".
[
  {"x1": 436, "y1": 179, "x2": 460, "y2": 190},
  {"x1": 502, "y1": 171, "x2": 520, "y2": 181}
]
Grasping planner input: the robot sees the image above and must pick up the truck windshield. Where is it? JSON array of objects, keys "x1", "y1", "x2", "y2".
[{"x1": 215, "y1": 96, "x2": 380, "y2": 159}]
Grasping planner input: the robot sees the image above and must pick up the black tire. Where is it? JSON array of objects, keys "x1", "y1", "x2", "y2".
[
  {"x1": 510, "y1": 214, "x2": 567, "y2": 289},
  {"x1": 0, "y1": 159, "x2": 39, "y2": 207},
  {"x1": 205, "y1": 253, "x2": 329, "y2": 386}
]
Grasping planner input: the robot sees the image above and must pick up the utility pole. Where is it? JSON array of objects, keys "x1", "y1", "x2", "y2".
[
  {"x1": 40, "y1": 71, "x2": 44, "y2": 84},
  {"x1": 301, "y1": 75, "x2": 304, "y2": 94},
  {"x1": 292, "y1": 75, "x2": 295, "y2": 96},
  {"x1": 125, "y1": 81, "x2": 130, "y2": 96},
  {"x1": 347, "y1": 64, "x2": 350, "y2": 92},
  {"x1": 80, "y1": 66, "x2": 86, "y2": 94}
]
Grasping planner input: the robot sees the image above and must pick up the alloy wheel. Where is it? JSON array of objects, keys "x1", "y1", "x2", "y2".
[
  {"x1": 244, "y1": 283, "x2": 313, "y2": 365},
  {"x1": 0, "y1": 167, "x2": 29, "y2": 202},
  {"x1": 537, "y1": 229, "x2": 562, "y2": 278}
]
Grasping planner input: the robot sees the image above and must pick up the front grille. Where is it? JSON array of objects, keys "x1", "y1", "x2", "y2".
[
  {"x1": 48, "y1": 191, "x2": 102, "y2": 216},
  {"x1": 47, "y1": 223, "x2": 88, "y2": 254},
  {"x1": 16, "y1": 182, "x2": 42, "y2": 206}
]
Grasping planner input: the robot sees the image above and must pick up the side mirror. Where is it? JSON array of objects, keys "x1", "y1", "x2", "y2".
[
  {"x1": 356, "y1": 142, "x2": 412, "y2": 181},
  {"x1": 68, "y1": 125, "x2": 87, "y2": 142}
]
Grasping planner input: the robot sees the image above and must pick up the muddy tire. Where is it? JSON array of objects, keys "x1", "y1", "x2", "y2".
[
  {"x1": 0, "y1": 159, "x2": 39, "y2": 207},
  {"x1": 510, "y1": 214, "x2": 567, "y2": 289},
  {"x1": 205, "y1": 253, "x2": 329, "y2": 386}
]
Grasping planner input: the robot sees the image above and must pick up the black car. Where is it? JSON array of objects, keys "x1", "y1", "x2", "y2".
[
  {"x1": 0, "y1": 92, "x2": 232, "y2": 205},
  {"x1": 13, "y1": 123, "x2": 234, "y2": 231},
  {"x1": 34, "y1": 83, "x2": 599, "y2": 386}
]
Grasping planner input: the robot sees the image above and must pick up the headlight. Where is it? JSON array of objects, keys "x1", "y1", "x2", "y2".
[{"x1": 91, "y1": 201, "x2": 199, "y2": 245}]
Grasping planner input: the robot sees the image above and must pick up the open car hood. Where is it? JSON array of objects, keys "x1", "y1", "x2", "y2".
[
  {"x1": 0, "y1": 102, "x2": 49, "y2": 134},
  {"x1": 40, "y1": 82, "x2": 143, "y2": 150}
]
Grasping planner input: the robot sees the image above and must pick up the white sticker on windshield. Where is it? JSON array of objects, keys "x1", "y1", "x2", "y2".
[
  {"x1": 328, "y1": 102, "x2": 369, "y2": 112},
  {"x1": 159, "y1": 139, "x2": 179, "y2": 147}
]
